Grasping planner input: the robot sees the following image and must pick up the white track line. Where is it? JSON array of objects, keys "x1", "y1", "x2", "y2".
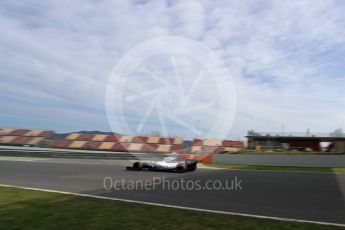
[{"x1": 0, "y1": 184, "x2": 344, "y2": 228}]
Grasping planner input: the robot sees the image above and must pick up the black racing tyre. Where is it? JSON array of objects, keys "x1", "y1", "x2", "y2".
[
  {"x1": 133, "y1": 162, "x2": 142, "y2": 171},
  {"x1": 190, "y1": 164, "x2": 197, "y2": 171},
  {"x1": 176, "y1": 165, "x2": 185, "y2": 173}
]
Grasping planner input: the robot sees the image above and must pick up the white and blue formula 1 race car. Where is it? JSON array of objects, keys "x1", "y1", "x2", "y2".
[{"x1": 126, "y1": 154, "x2": 198, "y2": 173}]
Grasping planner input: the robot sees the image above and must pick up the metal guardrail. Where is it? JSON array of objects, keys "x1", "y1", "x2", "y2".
[
  {"x1": 0, "y1": 146, "x2": 164, "y2": 160},
  {"x1": 212, "y1": 154, "x2": 345, "y2": 167},
  {"x1": 247, "y1": 132, "x2": 345, "y2": 138}
]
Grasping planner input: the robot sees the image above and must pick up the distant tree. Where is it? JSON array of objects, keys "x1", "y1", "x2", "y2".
[
  {"x1": 330, "y1": 128, "x2": 344, "y2": 137},
  {"x1": 247, "y1": 130, "x2": 260, "y2": 136}
]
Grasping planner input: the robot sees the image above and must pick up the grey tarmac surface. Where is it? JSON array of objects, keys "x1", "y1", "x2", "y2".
[{"x1": 0, "y1": 155, "x2": 344, "y2": 225}]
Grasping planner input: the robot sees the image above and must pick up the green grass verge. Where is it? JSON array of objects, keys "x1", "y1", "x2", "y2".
[
  {"x1": 0, "y1": 187, "x2": 343, "y2": 230},
  {"x1": 205, "y1": 164, "x2": 345, "y2": 172}
]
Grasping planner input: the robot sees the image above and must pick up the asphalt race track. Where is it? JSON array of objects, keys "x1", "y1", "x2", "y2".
[{"x1": 0, "y1": 151, "x2": 344, "y2": 225}]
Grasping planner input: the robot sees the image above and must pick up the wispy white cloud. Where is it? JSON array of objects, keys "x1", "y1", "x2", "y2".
[{"x1": 0, "y1": 0, "x2": 344, "y2": 139}]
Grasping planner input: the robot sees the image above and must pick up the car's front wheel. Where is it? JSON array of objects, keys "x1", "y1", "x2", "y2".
[
  {"x1": 132, "y1": 162, "x2": 142, "y2": 171},
  {"x1": 190, "y1": 164, "x2": 197, "y2": 171}
]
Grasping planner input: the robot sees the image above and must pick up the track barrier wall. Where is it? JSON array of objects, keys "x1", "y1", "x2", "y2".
[{"x1": 0, "y1": 128, "x2": 54, "y2": 147}]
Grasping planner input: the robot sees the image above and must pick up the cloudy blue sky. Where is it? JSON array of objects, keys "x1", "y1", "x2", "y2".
[{"x1": 0, "y1": 0, "x2": 344, "y2": 139}]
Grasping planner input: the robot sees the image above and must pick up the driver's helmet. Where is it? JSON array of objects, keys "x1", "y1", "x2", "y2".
[
  {"x1": 163, "y1": 153, "x2": 179, "y2": 162},
  {"x1": 163, "y1": 156, "x2": 177, "y2": 162}
]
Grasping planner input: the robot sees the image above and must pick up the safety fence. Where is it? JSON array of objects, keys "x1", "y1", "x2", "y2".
[
  {"x1": 0, "y1": 128, "x2": 245, "y2": 154},
  {"x1": 190, "y1": 138, "x2": 244, "y2": 154},
  {"x1": 0, "y1": 128, "x2": 54, "y2": 147},
  {"x1": 50, "y1": 133, "x2": 184, "y2": 153}
]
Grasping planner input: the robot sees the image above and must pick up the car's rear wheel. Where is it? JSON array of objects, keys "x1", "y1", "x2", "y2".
[
  {"x1": 176, "y1": 165, "x2": 185, "y2": 173},
  {"x1": 132, "y1": 162, "x2": 142, "y2": 171}
]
